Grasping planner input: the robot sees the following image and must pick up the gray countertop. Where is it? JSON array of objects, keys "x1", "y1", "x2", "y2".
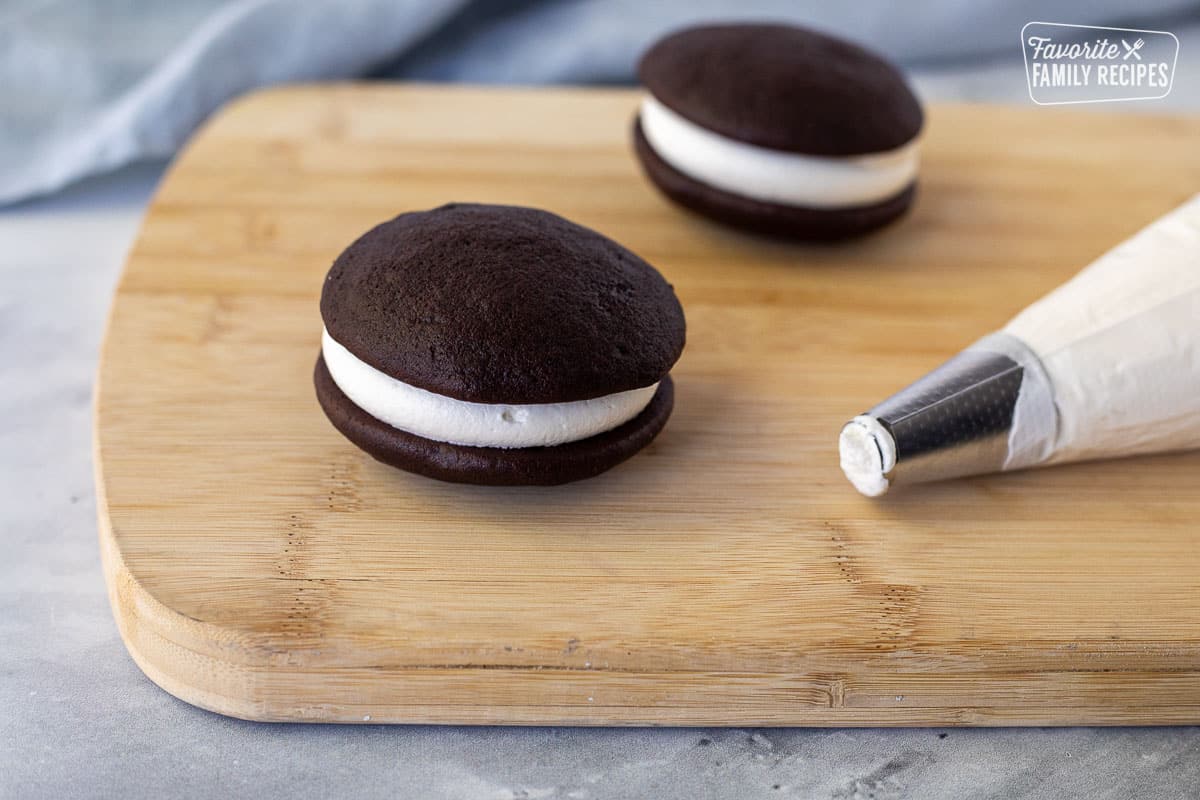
[{"x1": 2, "y1": 164, "x2": 1198, "y2": 800}]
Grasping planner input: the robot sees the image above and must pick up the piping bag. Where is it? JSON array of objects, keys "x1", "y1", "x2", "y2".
[{"x1": 839, "y1": 194, "x2": 1200, "y2": 497}]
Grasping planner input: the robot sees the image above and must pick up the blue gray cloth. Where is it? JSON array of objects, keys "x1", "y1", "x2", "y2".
[{"x1": 2, "y1": 0, "x2": 1199, "y2": 204}]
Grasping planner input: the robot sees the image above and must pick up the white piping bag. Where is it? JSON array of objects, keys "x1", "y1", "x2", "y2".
[{"x1": 840, "y1": 194, "x2": 1200, "y2": 497}]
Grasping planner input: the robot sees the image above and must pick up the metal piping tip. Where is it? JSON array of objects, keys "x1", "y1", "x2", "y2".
[{"x1": 841, "y1": 337, "x2": 1033, "y2": 496}]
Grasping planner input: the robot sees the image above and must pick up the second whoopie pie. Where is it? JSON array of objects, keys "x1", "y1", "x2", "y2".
[
  {"x1": 315, "y1": 203, "x2": 686, "y2": 486},
  {"x1": 633, "y1": 23, "x2": 924, "y2": 240}
]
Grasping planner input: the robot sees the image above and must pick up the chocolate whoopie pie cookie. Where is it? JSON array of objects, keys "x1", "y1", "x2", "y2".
[
  {"x1": 315, "y1": 203, "x2": 686, "y2": 486},
  {"x1": 633, "y1": 23, "x2": 924, "y2": 240}
]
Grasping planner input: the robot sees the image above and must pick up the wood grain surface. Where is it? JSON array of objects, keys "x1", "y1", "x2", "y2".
[{"x1": 95, "y1": 84, "x2": 1200, "y2": 725}]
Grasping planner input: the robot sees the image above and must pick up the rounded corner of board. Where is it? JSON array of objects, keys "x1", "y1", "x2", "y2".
[{"x1": 98, "y1": 519, "x2": 281, "y2": 722}]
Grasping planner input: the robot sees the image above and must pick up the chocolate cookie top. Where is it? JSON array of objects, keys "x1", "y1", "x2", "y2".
[
  {"x1": 638, "y1": 23, "x2": 923, "y2": 156},
  {"x1": 320, "y1": 204, "x2": 686, "y2": 404}
]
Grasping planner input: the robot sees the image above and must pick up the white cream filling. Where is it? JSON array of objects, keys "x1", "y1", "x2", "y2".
[
  {"x1": 639, "y1": 95, "x2": 919, "y2": 209},
  {"x1": 322, "y1": 328, "x2": 659, "y2": 449},
  {"x1": 839, "y1": 415, "x2": 897, "y2": 498}
]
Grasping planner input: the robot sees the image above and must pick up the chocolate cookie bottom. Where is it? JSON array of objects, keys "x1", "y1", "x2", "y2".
[
  {"x1": 633, "y1": 118, "x2": 916, "y2": 241},
  {"x1": 314, "y1": 355, "x2": 675, "y2": 486}
]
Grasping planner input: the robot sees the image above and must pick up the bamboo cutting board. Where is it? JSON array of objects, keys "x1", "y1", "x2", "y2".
[{"x1": 96, "y1": 84, "x2": 1200, "y2": 725}]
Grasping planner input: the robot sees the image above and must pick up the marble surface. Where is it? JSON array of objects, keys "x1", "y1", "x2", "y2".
[{"x1": 3, "y1": 164, "x2": 1200, "y2": 800}]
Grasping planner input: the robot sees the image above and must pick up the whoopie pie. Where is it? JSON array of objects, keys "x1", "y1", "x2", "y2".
[
  {"x1": 633, "y1": 23, "x2": 924, "y2": 240},
  {"x1": 314, "y1": 203, "x2": 686, "y2": 485}
]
